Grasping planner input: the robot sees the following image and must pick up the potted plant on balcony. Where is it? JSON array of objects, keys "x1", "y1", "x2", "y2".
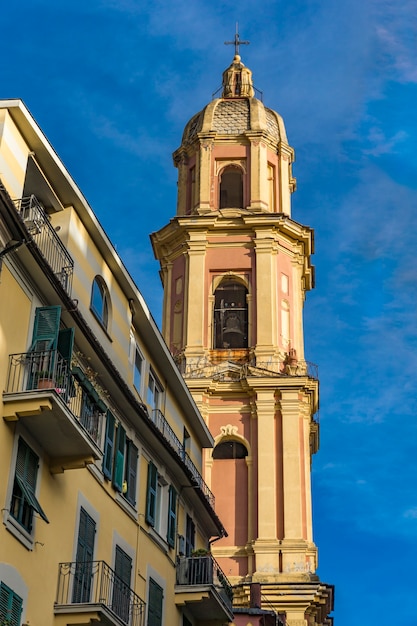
[
  {"x1": 189, "y1": 548, "x2": 212, "y2": 584},
  {"x1": 34, "y1": 369, "x2": 55, "y2": 389}
]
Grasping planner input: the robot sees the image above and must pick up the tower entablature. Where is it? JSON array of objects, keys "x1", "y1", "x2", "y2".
[{"x1": 174, "y1": 55, "x2": 296, "y2": 218}]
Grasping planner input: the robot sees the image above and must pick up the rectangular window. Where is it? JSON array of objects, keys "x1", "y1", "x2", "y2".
[
  {"x1": 113, "y1": 546, "x2": 132, "y2": 623},
  {"x1": 185, "y1": 515, "x2": 195, "y2": 557},
  {"x1": 147, "y1": 578, "x2": 163, "y2": 626},
  {"x1": 103, "y1": 414, "x2": 138, "y2": 505},
  {"x1": 113, "y1": 424, "x2": 126, "y2": 492},
  {"x1": 73, "y1": 507, "x2": 96, "y2": 603},
  {"x1": 27, "y1": 306, "x2": 74, "y2": 391},
  {"x1": 0, "y1": 582, "x2": 23, "y2": 626},
  {"x1": 146, "y1": 462, "x2": 158, "y2": 526},
  {"x1": 167, "y1": 485, "x2": 177, "y2": 548},
  {"x1": 134, "y1": 347, "x2": 143, "y2": 394},
  {"x1": 125, "y1": 439, "x2": 138, "y2": 506},
  {"x1": 10, "y1": 438, "x2": 48, "y2": 533},
  {"x1": 147, "y1": 370, "x2": 161, "y2": 411},
  {"x1": 103, "y1": 411, "x2": 116, "y2": 480}
]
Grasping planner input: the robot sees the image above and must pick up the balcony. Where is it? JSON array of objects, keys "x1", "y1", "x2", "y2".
[
  {"x1": 149, "y1": 409, "x2": 215, "y2": 509},
  {"x1": 175, "y1": 555, "x2": 234, "y2": 622},
  {"x1": 3, "y1": 350, "x2": 103, "y2": 473},
  {"x1": 13, "y1": 195, "x2": 74, "y2": 294},
  {"x1": 175, "y1": 352, "x2": 319, "y2": 381},
  {"x1": 55, "y1": 561, "x2": 146, "y2": 626}
]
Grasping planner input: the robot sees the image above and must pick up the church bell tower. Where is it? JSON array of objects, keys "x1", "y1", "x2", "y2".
[{"x1": 151, "y1": 46, "x2": 334, "y2": 626}]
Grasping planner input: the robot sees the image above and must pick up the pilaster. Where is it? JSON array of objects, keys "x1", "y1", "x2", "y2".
[
  {"x1": 197, "y1": 136, "x2": 213, "y2": 213},
  {"x1": 184, "y1": 234, "x2": 207, "y2": 358},
  {"x1": 248, "y1": 134, "x2": 269, "y2": 212},
  {"x1": 253, "y1": 231, "x2": 279, "y2": 358}
]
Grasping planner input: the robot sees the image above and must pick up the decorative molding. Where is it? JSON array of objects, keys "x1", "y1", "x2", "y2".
[{"x1": 220, "y1": 424, "x2": 238, "y2": 437}]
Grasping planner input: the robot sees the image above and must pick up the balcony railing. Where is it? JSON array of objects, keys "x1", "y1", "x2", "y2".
[
  {"x1": 175, "y1": 353, "x2": 319, "y2": 381},
  {"x1": 150, "y1": 409, "x2": 215, "y2": 509},
  {"x1": 13, "y1": 195, "x2": 74, "y2": 293},
  {"x1": 176, "y1": 555, "x2": 233, "y2": 609},
  {"x1": 56, "y1": 561, "x2": 146, "y2": 626},
  {"x1": 5, "y1": 349, "x2": 104, "y2": 445}
]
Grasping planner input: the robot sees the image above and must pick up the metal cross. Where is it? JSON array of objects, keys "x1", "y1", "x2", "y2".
[{"x1": 224, "y1": 23, "x2": 250, "y2": 56}]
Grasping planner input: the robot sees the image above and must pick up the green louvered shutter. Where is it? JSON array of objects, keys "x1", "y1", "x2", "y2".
[
  {"x1": 115, "y1": 546, "x2": 132, "y2": 587},
  {"x1": 125, "y1": 440, "x2": 138, "y2": 505},
  {"x1": 73, "y1": 507, "x2": 96, "y2": 603},
  {"x1": 167, "y1": 485, "x2": 177, "y2": 548},
  {"x1": 0, "y1": 582, "x2": 23, "y2": 626},
  {"x1": 113, "y1": 546, "x2": 132, "y2": 622},
  {"x1": 13, "y1": 438, "x2": 49, "y2": 527},
  {"x1": 103, "y1": 411, "x2": 115, "y2": 480},
  {"x1": 146, "y1": 462, "x2": 158, "y2": 526},
  {"x1": 112, "y1": 424, "x2": 126, "y2": 492},
  {"x1": 30, "y1": 306, "x2": 61, "y2": 352},
  {"x1": 147, "y1": 578, "x2": 163, "y2": 626}
]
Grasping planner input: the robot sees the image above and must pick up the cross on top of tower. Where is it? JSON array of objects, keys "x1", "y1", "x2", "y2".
[{"x1": 224, "y1": 23, "x2": 250, "y2": 57}]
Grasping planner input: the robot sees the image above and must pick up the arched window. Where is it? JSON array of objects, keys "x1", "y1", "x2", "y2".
[
  {"x1": 211, "y1": 437, "x2": 249, "y2": 550},
  {"x1": 91, "y1": 276, "x2": 110, "y2": 329},
  {"x1": 213, "y1": 279, "x2": 248, "y2": 349},
  {"x1": 219, "y1": 166, "x2": 243, "y2": 209},
  {"x1": 213, "y1": 440, "x2": 248, "y2": 459}
]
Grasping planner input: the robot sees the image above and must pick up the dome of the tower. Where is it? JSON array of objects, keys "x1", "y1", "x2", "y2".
[{"x1": 181, "y1": 54, "x2": 288, "y2": 147}]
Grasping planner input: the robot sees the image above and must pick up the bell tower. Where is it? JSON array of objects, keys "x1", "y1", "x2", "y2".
[{"x1": 151, "y1": 47, "x2": 333, "y2": 626}]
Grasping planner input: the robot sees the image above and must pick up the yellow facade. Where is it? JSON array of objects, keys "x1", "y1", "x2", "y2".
[
  {"x1": 0, "y1": 101, "x2": 233, "y2": 626},
  {"x1": 152, "y1": 55, "x2": 334, "y2": 626}
]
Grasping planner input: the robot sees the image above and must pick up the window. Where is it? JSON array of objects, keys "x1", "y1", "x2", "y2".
[
  {"x1": 147, "y1": 579, "x2": 163, "y2": 626},
  {"x1": 213, "y1": 440, "x2": 248, "y2": 459},
  {"x1": 145, "y1": 462, "x2": 158, "y2": 526},
  {"x1": 213, "y1": 279, "x2": 248, "y2": 349},
  {"x1": 167, "y1": 485, "x2": 177, "y2": 548},
  {"x1": 146, "y1": 462, "x2": 176, "y2": 546},
  {"x1": 219, "y1": 166, "x2": 243, "y2": 209},
  {"x1": 134, "y1": 347, "x2": 143, "y2": 394},
  {"x1": 91, "y1": 276, "x2": 110, "y2": 329},
  {"x1": 103, "y1": 413, "x2": 138, "y2": 505},
  {"x1": 27, "y1": 306, "x2": 74, "y2": 390},
  {"x1": 0, "y1": 582, "x2": 23, "y2": 626},
  {"x1": 124, "y1": 439, "x2": 139, "y2": 506},
  {"x1": 113, "y1": 546, "x2": 132, "y2": 623},
  {"x1": 185, "y1": 515, "x2": 195, "y2": 557},
  {"x1": 10, "y1": 438, "x2": 49, "y2": 533},
  {"x1": 147, "y1": 370, "x2": 161, "y2": 412},
  {"x1": 73, "y1": 507, "x2": 96, "y2": 603}
]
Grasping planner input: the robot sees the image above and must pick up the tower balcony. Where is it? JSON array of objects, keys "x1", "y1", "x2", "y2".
[
  {"x1": 175, "y1": 554, "x2": 234, "y2": 622},
  {"x1": 13, "y1": 194, "x2": 74, "y2": 294},
  {"x1": 55, "y1": 560, "x2": 146, "y2": 626},
  {"x1": 3, "y1": 350, "x2": 103, "y2": 473},
  {"x1": 175, "y1": 351, "x2": 319, "y2": 381}
]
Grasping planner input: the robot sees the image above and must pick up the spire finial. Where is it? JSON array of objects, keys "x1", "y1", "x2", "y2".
[{"x1": 224, "y1": 23, "x2": 250, "y2": 57}]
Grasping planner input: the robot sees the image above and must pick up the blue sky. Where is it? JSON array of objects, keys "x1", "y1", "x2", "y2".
[{"x1": 3, "y1": 1, "x2": 417, "y2": 623}]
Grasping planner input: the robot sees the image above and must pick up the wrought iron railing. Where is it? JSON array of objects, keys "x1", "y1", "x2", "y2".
[
  {"x1": 56, "y1": 561, "x2": 146, "y2": 626},
  {"x1": 176, "y1": 555, "x2": 233, "y2": 609},
  {"x1": 150, "y1": 410, "x2": 215, "y2": 509},
  {"x1": 13, "y1": 195, "x2": 73, "y2": 293},
  {"x1": 5, "y1": 350, "x2": 104, "y2": 445},
  {"x1": 174, "y1": 353, "x2": 319, "y2": 381}
]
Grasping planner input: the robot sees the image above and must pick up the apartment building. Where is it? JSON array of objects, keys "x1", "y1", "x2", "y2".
[{"x1": 0, "y1": 99, "x2": 233, "y2": 626}]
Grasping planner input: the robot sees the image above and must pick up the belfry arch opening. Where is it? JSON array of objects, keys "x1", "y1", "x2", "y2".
[
  {"x1": 219, "y1": 166, "x2": 243, "y2": 209},
  {"x1": 211, "y1": 437, "x2": 249, "y2": 550},
  {"x1": 213, "y1": 279, "x2": 248, "y2": 349}
]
